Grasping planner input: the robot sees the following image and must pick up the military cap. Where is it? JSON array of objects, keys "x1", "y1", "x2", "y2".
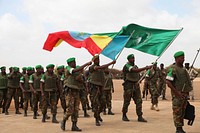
[
  {"x1": 27, "y1": 67, "x2": 33, "y2": 71},
  {"x1": 22, "y1": 67, "x2": 27, "y2": 70},
  {"x1": 46, "y1": 64, "x2": 55, "y2": 69},
  {"x1": 35, "y1": 65, "x2": 42, "y2": 69},
  {"x1": 57, "y1": 65, "x2": 64, "y2": 70},
  {"x1": 127, "y1": 54, "x2": 134, "y2": 60},
  {"x1": 0, "y1": 66, "x2": 6, "y2": 69},
  {"x1": 67, "y1": 57, "x2": 75, "y2": 63},
  {"x1": 174, "y1": 51, "x2": 184, "y2": 58},
  {"x1": 13, "y1": 67, "x2": 19, "y2": 72}
]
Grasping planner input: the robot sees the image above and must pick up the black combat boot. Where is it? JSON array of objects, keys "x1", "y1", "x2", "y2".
[
  {"x1": 2, "y1": 108, "x2": 5, "y2": 113},
  {"x1": 33, "y1": 111, "x2": 37, "y2": 119},
  {"x1": 42, "y1": 114, "x2": 46, "y2": 122},
  {"x1": 95, "y1": 118, "x2": 100, "y2": 126},
  {"x1": 138, "y1": 115, "x2": 147, "y2": 122},
  {"x1": 5, "y1": 109, "x2": 9, "y2": 115},
  {"x1": 122, "y1": 113, "x2": 129, "y2": 121},
  {"x1": 84, "y1": 109, "x2": 90, "y2": 117},
  {"x1": 71, "y1": 122, "x2": 82, "y2": 131},
  {"x1": 45, "y1": 114, "x2": 50, "y2": 119},
  {"x1": 98, "y1": 115, "x2": 103, "y2": 122},
  {"x1": 52, "y1": 114, "x2": 59, "y2": 123},
  {"x1": 60, "y1": 119, "x2": 66, "y2": 131},
  {"x1": 24, "y1": 110, "x2": 27, "y2": 117},
  {"x1": 108, "y1": 109, "x2": 115, "y2": 115},
  {"x1": 15, "y1": 109, "x2": 22, "y2": 114},
  {"x1": 103, "y1": 109, "x2": 106, "y2": 115},
  {"x1": 176, "y1": 127, "x2": 186, "y2": 133}
]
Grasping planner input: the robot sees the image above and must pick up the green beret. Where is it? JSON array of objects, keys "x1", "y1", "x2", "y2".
[
  {"x1": 22, "y1": 67, "x2": 27, "y2": 70},
  {"x1": 27, "y1": 67, "x2": 33, "y2": 71},
  {"x1": 174, "y1": 51, "x2": 184, "y2": 58},
  {"x1": 92, "y1": 54, "x2": 99, "y2": 61},
  {"x1": 35, "y1": 65, "x2": 42, "y2": 69},
  {"x1": 0, "y1": 66, "x2": 6, "y2": 69},
  {"x1": 13, "y1": 67, "x2": 19, "y2": 72},
  {"x1": 46, "y1": 64, "x2": 55, "y2": 69},
  {"x1": 127, "y1": 54, "x2": 134, "y2": 60},
  {"x1": 57, "y1": 65, "x2": 64, "y2": 70},
  {"x1": 67, "y1": 57, "x2": 75, "y2": 63}
]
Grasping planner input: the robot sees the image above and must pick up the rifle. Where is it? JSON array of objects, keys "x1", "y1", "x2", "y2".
[{"x1": 189, "y1": 48, "x2": 200, "y2": 73}]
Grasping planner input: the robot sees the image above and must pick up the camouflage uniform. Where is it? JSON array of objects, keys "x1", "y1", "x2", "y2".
[
  {"x1": 158, "y1": 65, "x2": 167, "y2": 100},
  {"x1": 63, "y1": 65, "x2": 81, "y2": 122},
  {"x1": 0, "y1": 67, "x2": 8, "y2": 113},
  {"x1": 103, "y1": 71, "x2": 114, "y2": 115},
  {"x1": 122, "y1": 63, "x2": 143, "y2": 118},
  {"x1": 166, "y1": 51, "x2": 193, "y2": 133},
  {"x1": 167, "y1": 64, "x2": 192, "y2": 127},
  {"x1": 20, "y1": 72, "x2": 32, "y2": 116},
  {"x1": 29, "y1": 70, "x2": 42, "y2": 119},
  {"x1": 146, "y1": 65, "x2": 161, "y2": 110},
  {"x1": 89, "y1": 64, "x2": 106, "y2": 124},
  {"x1": 5, "y1": 67, "x2": 22, "y2": 115},
  {"x1": 40, "y1": 65, "x2": 59, "y2": 123},
  {"x1": 142, "y1": 77, "x2": 151, "y2": 99},
  {"x1": 57, "y1": 71, "x2": 66, "y2": 113}
]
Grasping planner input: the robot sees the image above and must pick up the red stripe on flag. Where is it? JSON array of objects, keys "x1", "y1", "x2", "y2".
[{"x1": 84, "y1": 37, "x2": 102, "y2": 55}]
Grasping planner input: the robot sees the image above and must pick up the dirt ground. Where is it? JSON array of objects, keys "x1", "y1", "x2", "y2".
[{"x1": 0, "y1": 78, "x2": 200, "y2": 133}]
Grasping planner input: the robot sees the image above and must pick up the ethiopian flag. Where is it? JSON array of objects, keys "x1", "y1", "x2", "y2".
[
  {"x1": 43, "y1": 31, "x2": 118, "y2": 55},
  {"x1": 119, "y1": 24, "x2": 182, "y2": 56}
]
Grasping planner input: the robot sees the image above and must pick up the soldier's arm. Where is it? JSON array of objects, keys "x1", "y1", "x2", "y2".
[
  {"x1": 73, "y1": 61, "x2": 92, "y2": 73},
  {"x1": 29, "y1": 75, "x2": 37, "y2": 94},
  {"x1": 19, "y1": 76, "x2": 26, "y2": 93},
  {"x1": 94, "y1": 60, "x2": 116, "y2": 70},
  {"x1": 40, "y1": 75, "x2": 45, "y2": 96}
]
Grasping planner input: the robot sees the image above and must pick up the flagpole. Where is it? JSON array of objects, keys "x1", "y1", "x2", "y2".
[{"x1": 155, "y1": 28, "x2": 183, "y2": 62}]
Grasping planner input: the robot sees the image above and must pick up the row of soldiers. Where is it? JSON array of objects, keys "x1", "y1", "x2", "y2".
[
  {"x1": 0, "y1": 55, "x2": 116, "y2": 131},
  {"x1": 0, "y1": 51, "x2": 198, "y2": 133}
]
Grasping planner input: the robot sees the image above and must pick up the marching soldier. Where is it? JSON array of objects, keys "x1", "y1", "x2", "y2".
[
  {"x1": 122, "y1": 54, "x2": 151, "y2": 122},
  {"x1": 166, "y1": 51, "x2": 193, "y2": 133},
  {"x1": 60, "y1": 57, "x2": 92, "y2": 131},
  {"x1": 0, "y1": 66, "x2": 8, "y2": 113},
  {"x1": 5, "y1": 67, "x2": 22, "y2": 115},
  {"x1": 89, "y1": 54, "x2": 115, "y2": 126},
  {"x1": 158, "y1": 63, "x2": 167, "y2": 100},
  {"x1": 40, "y1": 64, "x2": 59, "y2": 123}
]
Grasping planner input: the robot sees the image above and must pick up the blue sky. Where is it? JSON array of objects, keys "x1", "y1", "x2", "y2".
[{"x1": 0, "y1": 0, "x2": 200, "y2": 70}]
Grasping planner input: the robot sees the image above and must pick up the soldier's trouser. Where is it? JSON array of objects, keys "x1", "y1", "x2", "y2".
[
  {"x1": 59, "y1": 92, "x2": 66, "y2": 111},
  {"x1": 150, "y1": 83, "x2": 159, "y2": 105},
  {"x1": 103, "y1": 90, "x2": 112, "y2": 110},
  {"x1": 23, "y1": 92, "x2": 32, "y2": 111},
  {"x1": 90, "y1": 84, "x2": 106, "y2": 119},
  {"x1": 172, "y1": 96, "x2": 187, "y2": 127},
  {"x1": 32, "y1": 91, "x2": 41, "y2": 112},
  {"x1": 142, "y1": 80, "x2": 150, "y2": 96},
  {"x1": 0, "y1": 89, "x2": 7, "y2": 109},
  {"x1": 41, "y1": 91, "x2": 57, "y2": 115},
  {"x1": 158, "y1": 80, "x2": 166, "y2": 96},
  {"x1": 63, "y1": 88, "x2": 80, "y2": 122},
  {"x1": 80, "y1": 89, "x2": 87, "y2": 110},
  {"x1": 5, "y1": 88, "x2": 20, "y2": 110},
  {"x1": 122, "y1": 81, "x2": 143, "y2": 116}
]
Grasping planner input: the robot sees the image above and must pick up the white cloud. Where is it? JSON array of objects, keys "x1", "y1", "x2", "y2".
[{"x1": 0, "y1": 0, "x2": 200, "y2": 70}]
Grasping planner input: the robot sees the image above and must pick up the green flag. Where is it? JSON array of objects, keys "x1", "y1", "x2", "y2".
[{"x1": 119, "y1": 24, "x2": 182, "y2": 56}]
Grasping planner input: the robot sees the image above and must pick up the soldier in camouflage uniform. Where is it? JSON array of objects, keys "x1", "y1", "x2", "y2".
[
  {"x1": 145, "y1": 62, "x2": 161, "y2": 111},
  {"x1": 40, "y1": 64, "x2": 59, "y2": 123},
  {"x1": 19, "y1": 67, "x2": 27, "y2": 109},
  {"x1": 89, "y1": 54, "x2": 115, "y2": 126},
  {"x1": 56, "y1": 65, "x2": 67, "y2": 113},
  {"x1": 0, "y1": 66, "x2": 8, "y2": 113},
  {"x1": 60, "y1": 57, "x2": 92, "y2": 131},
  {"x1": 122, "y1": 54, "x2": 151, "y2": 122},
  {"x1": 19, "y1": 67, "x2": 34, "y2": 116},
  {"x1": 103, "y1": 68, "x2": 114, "y2": 115},
  {"x1": 166, "y1": 51, "x2": 192, "y2": 133},
  {"x1": 29, "y1": 65, "x2": 43, "y2": 119},
  {"x1": 5, "y1": 67, "x2": 22, "y2": 115},
  {"x1": 158, "y1": 63, "x2": 167, "y2": 100},
  {"x1": 141, "y1": 74, "x2": 151, "y2": 99}
]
